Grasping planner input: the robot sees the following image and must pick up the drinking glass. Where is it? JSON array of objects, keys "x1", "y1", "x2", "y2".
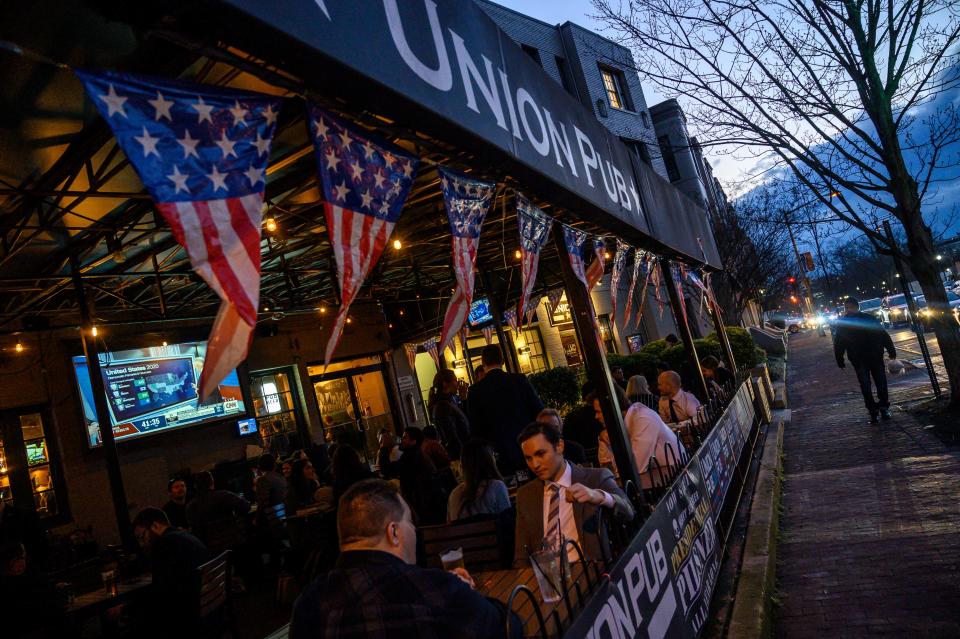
[
  {"x1": 530, "y1": 548, "x2": 563, "y2": 603},
  {"x1": 101, "y1": 569, "x2": 119, "y2": 597},
  {"x1": 440, "y1": 547, "x2": 465, "y2": 571}
]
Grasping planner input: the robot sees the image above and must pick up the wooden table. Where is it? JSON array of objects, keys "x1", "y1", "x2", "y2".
[
  {"x1": 64, "y1": 574, "x2": 152, "y2": 618},
  {"x1": 475, "y1": 561, "x2": 601, "y2": 638}
]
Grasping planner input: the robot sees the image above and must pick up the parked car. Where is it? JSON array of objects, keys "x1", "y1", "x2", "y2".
[
  {"x1": 915, "y1": 291, "x2": 960, "y2": 327},
  {"x1": 880, "y1": 294, "x2": 911, "y2": 327}
]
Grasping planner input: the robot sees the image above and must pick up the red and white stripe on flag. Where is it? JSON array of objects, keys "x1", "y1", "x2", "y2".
[
  {"x1": 437, "y1": 167, "x2": 495, "y2": 357},
  {"x1": 482, "y1": 326, "x2": 494, "y2": 345},
  {"x1": 586, "y1": 237, "x2": 606, "y2": 291}
]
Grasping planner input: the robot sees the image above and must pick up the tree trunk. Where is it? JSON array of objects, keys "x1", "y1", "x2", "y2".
[{"x1": 904, "y1": 225, "x2": 960, "y2": 407}]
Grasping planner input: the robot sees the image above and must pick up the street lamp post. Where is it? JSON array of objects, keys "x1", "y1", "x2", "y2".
[{"x1": 783, "y1": 207, "x2": 815, "y2": 316}]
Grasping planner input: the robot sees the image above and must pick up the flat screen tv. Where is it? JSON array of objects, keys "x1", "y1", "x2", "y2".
[
  {"x1": 72, "y1": 340, "x2": 245, "y2": 447},
  {"x1": 467, "y1": 297, "x2": 493, "y2": 327},
  {"x1": 236, "y1": 418, "x2": 259, "y2": 437}
]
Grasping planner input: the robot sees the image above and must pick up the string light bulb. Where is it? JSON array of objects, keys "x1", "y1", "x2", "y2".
[
  {"x1": 15, "y1": 341, "x2": 24, "y2": 353},
  {"x1": 399, "y1": 309, "x2": 405, "y2": 316},
  {"x1": 162, "y1": 341, "x2": 168, "y2": 347},
  {"x1": 393, "y1": 238, "x2": 402, "y2": 250},
  {"x1": 514, "y1": 249, "x2": 521, "y2": 259},
  {"x1": 91, "y1": 326, "x2": 98, "y2": 337},
  {"x1": 346, "y1": 317, "x2": 353, "y2": 324},
  {"x1": 319, "y1": 306, "x2": 327, "y2": 315},
  {"x1": 264, "y1": 217, "x2": 278, "y2": 233}
]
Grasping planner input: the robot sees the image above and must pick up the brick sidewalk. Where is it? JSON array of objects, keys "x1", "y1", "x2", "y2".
[{"x1": 776, "y1": 331, "x2": 960, "y2": 637}]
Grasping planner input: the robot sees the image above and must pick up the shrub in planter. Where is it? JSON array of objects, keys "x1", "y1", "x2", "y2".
[{"x1": 529, "y1": 366, "x2": 581, "y2": 414}]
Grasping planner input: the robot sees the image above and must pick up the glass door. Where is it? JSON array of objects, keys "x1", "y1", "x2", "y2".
[
  {"x1": 0, "y1": 406, "x2": 64, "y2": 522},
  {"x1": 308, "y1": 356, "x2": 397, "y2": 465}
]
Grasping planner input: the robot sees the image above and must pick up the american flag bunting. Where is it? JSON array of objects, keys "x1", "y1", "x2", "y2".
[
  {"x1": 437, "y1": 166, "x2": 495, "y2": 358},
  {"x1": 609, "y1": 240, "x2": 630, "y2": 323},
  {"x1": 585, "y1": 236, "x2": 606, "y2": 291},
  {"x1": 482, "y1": 325, "x2": 494, "y2": 345},
  {"x1": 76, "y1": 70, "x2": 281, "y2": 400},
  {"x1": 306, "y1": 104, "x2": 419, "y2": 366},
  {"x1": 422, "y1": 336, "x2": 440, "y2": 368},
  {"x1": 547, "y1": 288, "x2": 564, "y2": 314},
  {"x1": 562, "y1": 226, "x2": 590, "y2": 290},
  {"x1": 504, "y1": 307, "x2": 519, "y2": 335},
  {"x1": 516, "y1": 195, "x2": 553, "y2": 325}
]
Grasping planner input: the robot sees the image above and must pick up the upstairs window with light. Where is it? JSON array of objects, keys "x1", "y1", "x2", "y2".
[{"x1": 599, "y1": 66, "x2": 632, "y2": 111}]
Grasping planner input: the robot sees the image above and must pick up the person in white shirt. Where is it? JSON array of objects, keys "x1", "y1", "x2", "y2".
[
  {"x1": 592, "y1": 391, "x2": 684, "y2": 488},
  {"x1": 513, "y1": 422, "x2": 634, "y2": 565},
  {"x1": 657, "y1": 371, "x2": 702, "y2": 424}
]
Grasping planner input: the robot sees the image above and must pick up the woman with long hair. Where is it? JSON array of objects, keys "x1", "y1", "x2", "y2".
[
  {"x1": 428, "y1": 369, "x2": 470, "y2": 460},
  {"x1": 446, "y1": 439, "x2": 511, "y2": 521},
  {"x1": 285, "y1": 458, "x2": 321, "y2": 513}
]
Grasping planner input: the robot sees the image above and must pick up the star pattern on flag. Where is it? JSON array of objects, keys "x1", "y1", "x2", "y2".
[
  {"x1": 75, "y1": 68, "x2": 282, "y2": 400},
  {"x1": 75, "y1": 69, "x2": 281, "y2": 205}
]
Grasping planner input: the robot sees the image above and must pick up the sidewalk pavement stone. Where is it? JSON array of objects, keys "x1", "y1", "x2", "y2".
[{"x1": 776, "y1": 331, "x2": 960, "y2": 637}]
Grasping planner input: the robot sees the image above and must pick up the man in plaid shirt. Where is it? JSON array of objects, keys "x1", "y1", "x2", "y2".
[{"x1": 290, "y1": 479, "x2": 516, "y2": 639}]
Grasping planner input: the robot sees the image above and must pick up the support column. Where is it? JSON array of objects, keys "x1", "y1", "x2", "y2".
[
  {"x1": 71, "y1": 258, "x2": 132, "y2": 549},
  {"x1": 662, "y1": 259, "x2": 709, "y2": 401},
  {"x1": 710, "y1": 298, "x2": 738, "y2": 372},
  {"x1": 552, "y1": 226, "x2": 641, "y2": 493},
  {"x1": 482, "y1": 270, "x2": 521, "y2": 373}
]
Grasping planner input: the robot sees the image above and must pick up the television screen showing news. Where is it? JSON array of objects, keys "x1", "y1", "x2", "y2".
[{"x1": 72, "y1": 340, "x2": 245, "y2": 447}]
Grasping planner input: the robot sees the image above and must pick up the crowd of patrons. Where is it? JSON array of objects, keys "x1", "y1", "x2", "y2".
[{"x1": 0, "y1": 342, "x2": 733, "y2": 638}]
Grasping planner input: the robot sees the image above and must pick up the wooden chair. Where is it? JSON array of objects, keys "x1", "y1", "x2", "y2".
[
  {"x1": 195, "y1": 550, "x2": 238, "y2": 638},
  {"x1": 419, "y1": 512, "x2": 512, "y2": 572}
]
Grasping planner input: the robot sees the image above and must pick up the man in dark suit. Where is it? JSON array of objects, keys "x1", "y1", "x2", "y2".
[
  {"x1": 513, "y1": 422, "x2": 634, "y2": 565},
  {"x1": 834, "y1": 297, "x2": 897, "y2": 424},
  {"x1": 467, "y1": 345, "x2": 543, "y2": 475}
]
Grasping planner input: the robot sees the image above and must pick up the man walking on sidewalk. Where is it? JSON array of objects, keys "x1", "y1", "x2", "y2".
[{"x1": 834, "y1": 297, "x2": 897, "y2": 423}]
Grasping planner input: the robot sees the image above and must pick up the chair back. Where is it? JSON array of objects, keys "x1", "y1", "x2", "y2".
[
  {"x1": 196, "y1": 515, "x2": 245, "y2": 556},
  {"x1": 196, "y1": 550, "x2": 232, "y2": 627},
  {"x1": 419, "y1": 514, "x2": 507, "y2": 572}
]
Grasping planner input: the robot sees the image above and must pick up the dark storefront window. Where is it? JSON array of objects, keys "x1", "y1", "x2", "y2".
[
  {"x1": 598, "y1": 314, "x2": 618, "y2": 354},
  {"x1": 249, "y1": 369, "x2": 302, "y2": 449}
]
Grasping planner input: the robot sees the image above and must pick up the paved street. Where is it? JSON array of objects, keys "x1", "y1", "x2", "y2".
[{"x1": 776, "y1": 330, "x2": 960, "y2": 637}]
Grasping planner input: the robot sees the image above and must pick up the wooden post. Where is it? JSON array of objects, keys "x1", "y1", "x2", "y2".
[
  {"x1": 71, "y1": 258, "x2": 132, "y2": 549},
  {"x1": 710, "y1": 299, "x2": 738, "y2": 372},
  {"x1": 662, "y1": 259, "x2": 710, "y2": 401},
  {"x1": 552, "y1": 226, "x2": 641, "y2": 492}
]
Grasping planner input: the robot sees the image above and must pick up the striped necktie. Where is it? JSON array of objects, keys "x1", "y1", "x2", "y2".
[{"x1": 545, "y1": 484, "x2": 561, "y2": 550}]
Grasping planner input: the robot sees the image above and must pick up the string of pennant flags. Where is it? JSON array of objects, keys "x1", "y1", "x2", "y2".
[{"x1": 75, "y1": 67, "x2": 720, "y2": 393}]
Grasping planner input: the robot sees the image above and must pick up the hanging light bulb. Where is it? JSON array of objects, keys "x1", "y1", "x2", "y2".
[
  {"x1": 15, "y1": 341, "x2": 24, "y2": 353},
  {"x1": 264, "y1": 217, "x2": 278, "y2": 233},
  {"x1": 319, "y1": 306, "x2": 327, "y2": 315},
  {"x1": 346, "y1": 317, "x2": 353, "y2": 324},
  {"x1": 91, "y1": 326, "x2": 99, "y2": 337},
  {"x1": 161, "y1": 341, "x2": 168, "y2": 347},
  {"x1": 514, "y1": 249, "x2": 521, "y2": 259},
  {"x1": 393, "y1": 238, "x2": 402, "y2": 250},
  {"x1": 399, "y1": 309, "x2": 405, "y2": 316}
]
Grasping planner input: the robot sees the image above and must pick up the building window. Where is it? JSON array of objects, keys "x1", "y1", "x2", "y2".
[
  {"x1": 518, "y1": 327, "x2": 549, "y2": 374},
  {"x1": 658, "y1": 135, "x2": 681, "y2": 182},
  {"x1": 249, "y1": 369, "x2": 301, "y2": 442},
  {"x1": 521, "y1": 44, "x2": 541, "y2": 67},
  {"x1": 595, "y1": 315, "x2": 617, "y2": 354},
  {"x1": 599, "y1": 66, "x2": 631, "y2": 111},
  {"x1": 0, "y1": 407, "x2": 67, "y2": 524}
]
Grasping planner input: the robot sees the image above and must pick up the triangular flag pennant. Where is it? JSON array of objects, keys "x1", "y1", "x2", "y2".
[
  {"x1": 422, "y1": 337, "x2": 440, "y2": 368},
  {"x1": 459, "y1": 325, "x2": 470, "y2": 361},
  {"x1": 610, "y1": 240, "x2": 630, "y2": 324},
  {"x1": 672, "y1": 264, "x2": 689, "y2": 327},
  {"x1": 516, "y1": 195, "x2": 553, "y2": 323},
  {"x1": 504, "y1": 307, "x2": 519, "y2": 335},
  {"x1": 523, "y1": 295, "x2": 542, "y2": 327},
  {"x1": 586, "y1": 236, "x2": 606, "y2": 291},
  {"x1": 75, "y1": 70, "x2": 282, "y2": 400},
  {"x1": 482, "y1": 326, "x2": 494, "y2": 345},
  {"x1": 562, "y1": 226, "x2": 590, "y2": 290},
  {"x1": 437, "y1": 166, "x2": 496, "y2": 357},
  {"x1": 404, "y1": 343, "x2": 417, "y2": 370},
  {"x1": 624, "y1": 250, "x2": 643, "y2": 328},
  {"x1": 634, "y1": 254, "x2": 654, "y2": 330},
  {"x1": 547, "y1": 288, "x2": 564, "y2": 314},
  {"x1": 306, "y1": 104, "x2": 420, "y2": 366},
  {"x1": 651, "y1": 258, "x2": 667, "y2": 317}
]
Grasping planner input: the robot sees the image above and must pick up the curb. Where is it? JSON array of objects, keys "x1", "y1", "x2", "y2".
[{"x1": 727, "y1": 411, "x2": 788, "y2": 639}]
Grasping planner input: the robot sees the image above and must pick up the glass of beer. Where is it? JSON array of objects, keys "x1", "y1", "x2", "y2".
[
  {"x1": 530, "y1": 548, "x2": 563, "y2": 603},
  {"x1": 101, "y1": 569, "x2": 119, "y2": 597},
  {"x1": 440, "y1": 547, "x2": 465, "y2": 571}
]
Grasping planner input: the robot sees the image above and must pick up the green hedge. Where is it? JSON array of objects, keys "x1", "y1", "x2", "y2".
[
  {"x1": 529, "y1": 366, "x2": 581, "y2": 415},
  {"x1": 604, "y1": 326, "x2": 761, "y2": 382}
]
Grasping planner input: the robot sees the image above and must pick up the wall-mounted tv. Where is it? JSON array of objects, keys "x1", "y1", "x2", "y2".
[
  {"x1": 467, "y1": 297, "x2": 493, "y2": 327},
  {"x1": 72, "y1": 340, "x2": 245, "y2": 447},
  {"x1": 236, "y1": 418, "x2": 259, "y2": 437}
]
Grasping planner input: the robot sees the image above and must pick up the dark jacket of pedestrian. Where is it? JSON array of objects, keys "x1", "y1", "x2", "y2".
[
  {"x1": 289, "y1": 550, "x2": 510, "y2": 639},
  {"x1": 561, "y1": 403, "x2": 604, "y2": 451},
  {"x1": 430, "y1": 393, "x2": 470, "y2": 460},
  {"x1": 834, "y1": 311, "x2": 896, "y2": 365},
  {"x1": 467, "y1": 368, "x2": 543, "y2": 474},
  {"x1": 150, "y1": 528, "x2": 210, "y2": 634}
]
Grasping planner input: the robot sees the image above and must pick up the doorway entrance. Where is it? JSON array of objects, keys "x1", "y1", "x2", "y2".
[{"x1": 307, "y1": 356, "x2": 396, "y2": 464}]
